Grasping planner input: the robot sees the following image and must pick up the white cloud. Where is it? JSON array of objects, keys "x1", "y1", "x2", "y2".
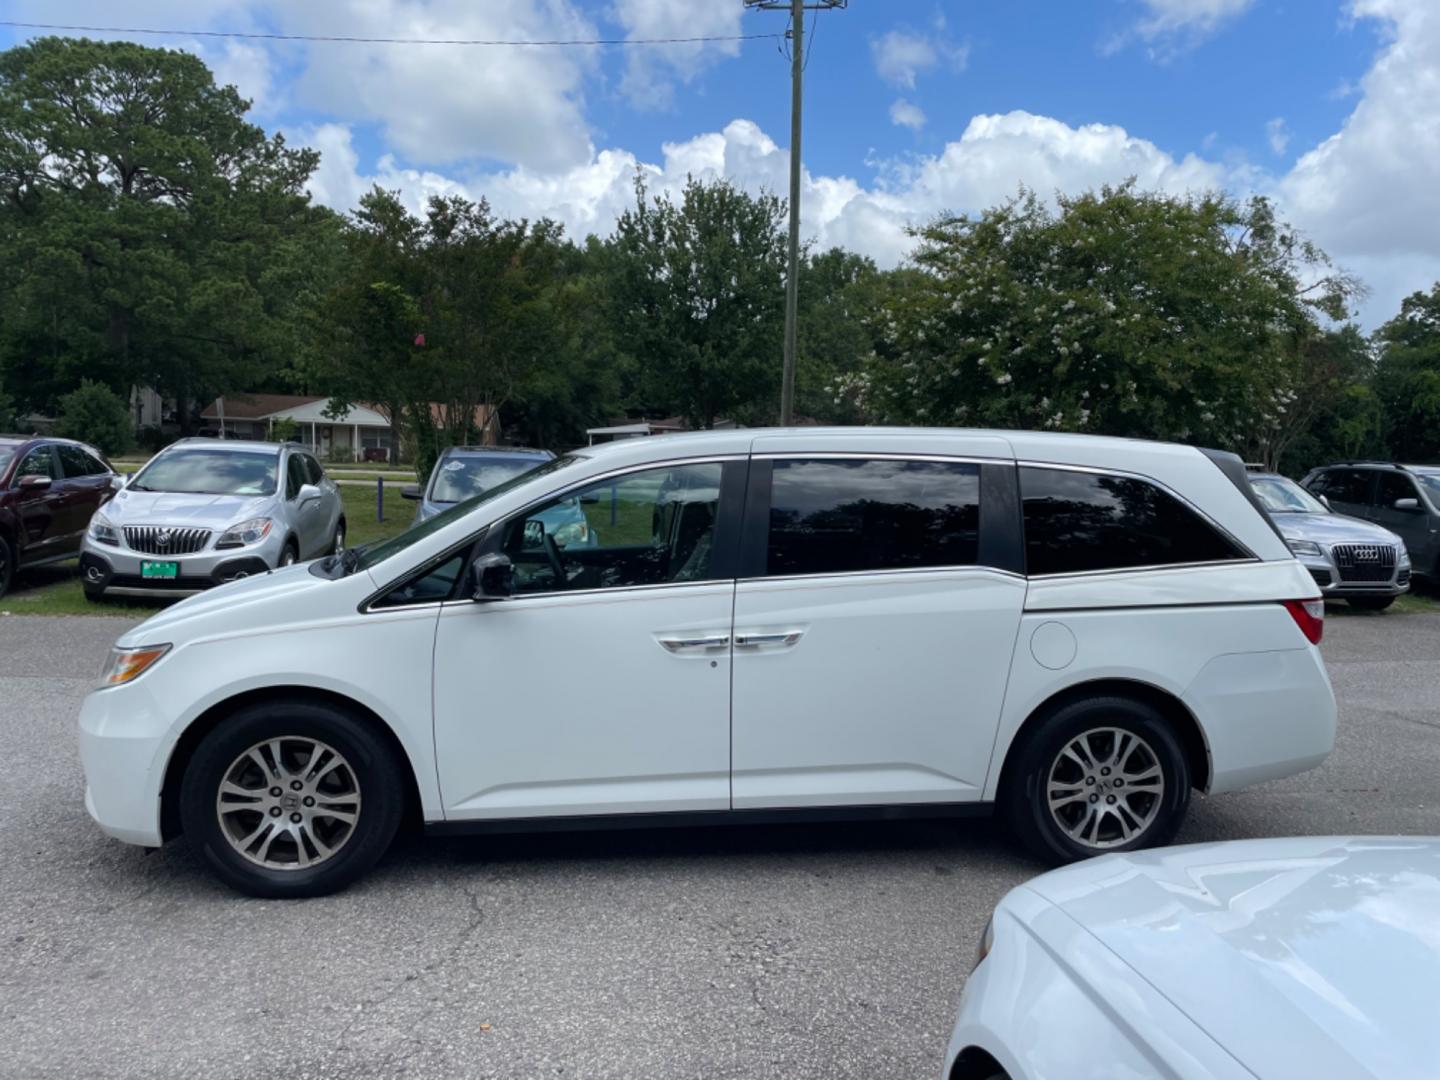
[
  {"x1": 609, "y1": 0, "x2": 744, "y2": 108},
  {"x1": 1266, "y1": 117, "x2": 1291, "y2": 156},
  {"x1": 889, "y1": 99, "x2": 926, "y2": 131},
  {"x1": 871, "y1": 28, "x2": 969, "y2": 89},
  {"x1": 1282, "y1": 1, "x2": 1440, "y2": 270},
  {"x1": 1134, "y1": 0, "x2": 1255, "y2": 40}
]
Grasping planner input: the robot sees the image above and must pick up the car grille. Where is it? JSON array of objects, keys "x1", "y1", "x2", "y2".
[
  {"x1": 123, "y1": 526, "x2": 211, "y2": 556},
  {"x1": 1332, "y1": 542, "x2": 1396, "y2": 583}
]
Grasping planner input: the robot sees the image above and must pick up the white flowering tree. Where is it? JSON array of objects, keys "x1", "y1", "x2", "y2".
[{"x1": 843, "y1": 184, "x2": 1359, "y2": 458}]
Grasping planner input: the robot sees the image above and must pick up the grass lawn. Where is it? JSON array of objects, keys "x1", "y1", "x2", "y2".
[{"x1": 0, "y1": 484, "x2": 415, "y2": 618}]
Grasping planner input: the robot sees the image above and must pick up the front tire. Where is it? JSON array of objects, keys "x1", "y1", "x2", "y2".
[
  {"x1": 1347, "y1": 595, "x2": 1395, "y2": 610},
  {"x1": 1003, "y1": 696, "x2": 1190, "y2": 864},
  {"x1": 278, "y1": 538, "x2": 300, "y2": 567},
  {"x1": 329, "y1": 519, "x2": 346, "y2": 556},
  {"x1": 179, "y1": 700, "x2": 404, "y2": 898},
  {"x1": 0, "y1": 535, "x2": 13, "y2": 599}
]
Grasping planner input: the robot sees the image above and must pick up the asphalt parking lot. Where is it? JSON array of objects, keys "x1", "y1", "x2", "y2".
[{"x1": 2, "y1": 613, "x2": 1438, "y2": 1080}]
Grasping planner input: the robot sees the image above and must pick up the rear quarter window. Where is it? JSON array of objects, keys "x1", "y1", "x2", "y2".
[{"x1": 1021, "y1": 466, "x2": 1246, "y2": 576}]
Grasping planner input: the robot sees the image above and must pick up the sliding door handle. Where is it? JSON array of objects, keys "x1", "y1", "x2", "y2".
[
  {"x1": 733, "y1": 629, "x2": 805, "y2": 648},
  {"x1": 656, "y1": 633, "x2": 730, "y2": 653}
]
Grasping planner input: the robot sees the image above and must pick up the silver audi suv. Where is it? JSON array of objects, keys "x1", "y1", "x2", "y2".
[
  {"x1": 1249, "y1": 471, "x2": 1410, "y2": 609},
  {"x1": 79, "y1": 439, "x2": 345, "y2": 600}
]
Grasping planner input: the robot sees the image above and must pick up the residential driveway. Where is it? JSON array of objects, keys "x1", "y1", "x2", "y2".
[{"x1": 1, "y1": 614, "x2": 1437, "y2": 1079}]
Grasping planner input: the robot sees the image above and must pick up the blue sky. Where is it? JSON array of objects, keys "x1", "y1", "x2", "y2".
[{"x1": 2, "y1": 0, "x2": 1437, "y2": 326}]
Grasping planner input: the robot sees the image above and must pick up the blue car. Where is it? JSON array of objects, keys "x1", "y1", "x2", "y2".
[{"x1": 403, "y1": 446, "x2": 592, "y2": 548}]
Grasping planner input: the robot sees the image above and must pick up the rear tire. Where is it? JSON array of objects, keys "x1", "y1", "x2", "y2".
[
  {"x1": 1003, "y1": 696, "x2": 1190, "y2": 865},
  {"x1": 179, "y1": 699, "x2": 405, "y2": 898},
  {"x1": 1347, "y1": 596, "x2": 1395, "y2": 610}
]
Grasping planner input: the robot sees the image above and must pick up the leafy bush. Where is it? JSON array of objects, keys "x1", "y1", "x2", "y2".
[
  {"x1": 55, "y1": 380, "x2": 133, "y2": 455},
  {"x1": 270, "y1": 417, "x2": 300, "y2": 443}
]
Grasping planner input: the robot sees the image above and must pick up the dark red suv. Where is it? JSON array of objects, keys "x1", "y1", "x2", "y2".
[{"x1": 0, "y1": 436, "x2": 120, "y2": 598}]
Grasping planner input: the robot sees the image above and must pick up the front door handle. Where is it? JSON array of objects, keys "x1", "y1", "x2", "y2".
[
  {"x1": 734, "y1": 629, "x2": 805, "y2": 648},
  {"x1": 656, "y1": 633, "x2": 730, "y2": 654}
]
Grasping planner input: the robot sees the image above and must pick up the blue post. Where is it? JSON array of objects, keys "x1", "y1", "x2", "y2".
[
  {"x1": 610, "y1": 482, "x2": 618, "y2": 527},
  {"x1": 377, "y1": 476, "x2": 384, "y2": 522}
]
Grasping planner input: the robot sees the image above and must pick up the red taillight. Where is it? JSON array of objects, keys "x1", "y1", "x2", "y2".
[{"x1": 1283, "y1": 598, "x2": 1325, "y2": 645}]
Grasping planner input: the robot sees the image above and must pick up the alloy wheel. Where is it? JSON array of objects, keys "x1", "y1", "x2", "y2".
[
  {"x1": 1046, "y1": 727, "x2": 1165, "y2": 849},
  {"x1": 215, "y1": 737, "x2": 362, "y2": 869}
]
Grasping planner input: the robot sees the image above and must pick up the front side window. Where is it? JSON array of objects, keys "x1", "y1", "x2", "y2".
[
  {"x1": 1416, "y1": 473, "x2": 1440, "y2": 507},
  {"x1": 16, "y1": 446, "x2": 58, "y2": 481},
  {"x1": 1377, "y1": 472, "x2": 1418, "y2": 508},
  {"x1": 372, "y1": 554, "x2": 466, "y2": 609},
  {"x1": 430, "y1": 455, "x2": 547, "y2": 505},
  {"x1": 1022, "y1": 467, "x2": 1245, "y2": 576},
  {"x1": 285, "y1": 455, "x2": 307, "y2": 500},
  {"x1": 1318, "y1": 469, "x2": 1373, "y2": 505},
  {"x1": 302, "y1": 455, "x2": 325, "y2": 485},
  {"x1": 503, "y1": 462, "x2": 724, "y2": 594},
  {"x1": 132, "y1": 449, "x2": 278, "y2": 496},
  {"x1": 766, "y1": 458, "x2": 980, "y2": 577}
]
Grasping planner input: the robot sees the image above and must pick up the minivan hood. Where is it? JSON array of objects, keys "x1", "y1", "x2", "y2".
[
  {"x1": 1025, "y1": 837, "x2": 1440, "y2": 1080},
  {"x1": 118, "y1": 563, "x2": 330, "y2": 645},
  {"x1": 105, "y1": 488, "x2": 272, "y2": 528},
  {"x1": 1269, "y1": 511, "x2": 1404, "y2": 547}
]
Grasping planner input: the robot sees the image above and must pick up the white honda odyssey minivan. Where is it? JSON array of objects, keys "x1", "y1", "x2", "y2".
[{"x1": 78, "y1": 429, "x2": 1336, "y2": 897}]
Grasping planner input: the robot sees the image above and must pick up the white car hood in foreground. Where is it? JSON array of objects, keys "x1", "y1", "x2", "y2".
[{"x1": 1024, "y1": 837, "x2": 1440, "y2": 1079}]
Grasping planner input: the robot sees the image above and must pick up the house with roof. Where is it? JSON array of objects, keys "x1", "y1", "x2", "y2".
[{"x1": 200, "y1": 395, "x2": 496, "y2": 462}]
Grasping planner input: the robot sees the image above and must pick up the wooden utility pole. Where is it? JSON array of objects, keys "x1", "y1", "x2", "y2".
[{"x1": 745, "y1": 0, "x2": 847, "y2": 426}]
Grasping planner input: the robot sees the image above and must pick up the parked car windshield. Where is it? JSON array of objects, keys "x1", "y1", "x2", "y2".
[
  {"x1": 1250, "y1": 475, "x2": 1328, "y2": 514},
  {"x1": 356, "y1": 454, "x2": 580, "y2": 573},
  {"x1": 130, "y1": 449, "x2": 279, "y2": 496},
  {"x1": 429, "y1": 455, "x2": 546, "y2": 504},
  {"x1": 1417, "y1": 472, "x2": 1440, "y2": 504}
]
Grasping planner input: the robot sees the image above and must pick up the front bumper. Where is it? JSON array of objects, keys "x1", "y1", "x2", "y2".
[
  {"x1": 80, "y1": 530, "x2": 285, "y2": 597},
  {"x1": 78, "y1": 679, "x2": 172, "y2": 847},
  {"x1": 1295, "y1": 549, "x2": 1410, "y2": 598}
]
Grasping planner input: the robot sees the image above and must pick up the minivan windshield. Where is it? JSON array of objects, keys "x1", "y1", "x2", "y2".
[
  {"x1": 1250, "y1": 475, "x2": 1328, "y2": 514},
  {"x1": 429, "y1": 454, "x2": 548, "y2": 504},
  {"x1": 130, "y1": 448, "x2": 279, "y2": 496},
  {"x1": 356, "y1": 454, "x2": 580, "y2": 573}
]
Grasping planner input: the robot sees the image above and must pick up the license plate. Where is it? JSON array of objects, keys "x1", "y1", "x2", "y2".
[{"x1": 140, "y1": 561, "x2": 179, "y2": 580}]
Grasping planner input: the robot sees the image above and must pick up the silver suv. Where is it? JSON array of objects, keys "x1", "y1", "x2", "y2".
[
  {"x1": 1250, "y1": 471, "x2": 1410, "y2": 609},
  {"x1": 79, "y1": 439, "x2": 345, "y2": 600},
  {"x1": 1302, "y1": 462, "x2": 1440, "y2": 587}
]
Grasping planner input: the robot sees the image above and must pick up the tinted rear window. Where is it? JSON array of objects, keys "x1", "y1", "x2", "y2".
[
  {"x1": 1314, "y1": 469, "x2": 1373, "y2": 505},
  {"x1": 1021, "y1": 466, "x2": 1245, "y2": 575},
  {"x1": 766, "y1": 458, "x2": 980, "y2": 576}
]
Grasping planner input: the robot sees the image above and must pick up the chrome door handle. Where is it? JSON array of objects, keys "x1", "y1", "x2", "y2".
[
  {"x1": 656, "y1": 634, "x2": 730, "y2": 653},
  {"x1": 733, "y1": 630, "x2": 805, "y2": 648}
]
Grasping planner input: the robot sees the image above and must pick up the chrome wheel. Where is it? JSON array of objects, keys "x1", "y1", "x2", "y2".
[
  {"x1": 333, "y1": 524, "x2": 345, "y2": 554},
  {"x1": 1046, "y1": 727, "x2": 1164, "y2": 849},
  {"x1": 280, "y1": 545, "x2": 298, "y2": 566},
  {"x1": 215, "y1": 737, "x2": 361, "y2": 870}
]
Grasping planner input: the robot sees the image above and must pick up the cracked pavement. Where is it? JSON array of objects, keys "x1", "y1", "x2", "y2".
[{"x1": 1, "y1": 612, "x2": 1438, "y2": 1079}]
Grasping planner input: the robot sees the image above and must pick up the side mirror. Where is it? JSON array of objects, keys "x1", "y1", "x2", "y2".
[
  {"x1": 297, "y1": 482, "x2": 322, "y2": 504},
  {"x1": 470, "y1": 552, "x2": 514, "y2": 601},
  {"x1": 401, "y1": 484, "x2": 423, "y2": 501},
  {"x1": 1394, "y1": 497, "x2": 1422, "y2": 512},
  {"x1": 17, "y1": 474, "x2": 52, "y2": 491},
  {"x1": 1318, "y1": 494, "x2": 1331, "y2": 510},
  {"x1": 109, "y1": 474, "x2": 126, "y2": 492}
]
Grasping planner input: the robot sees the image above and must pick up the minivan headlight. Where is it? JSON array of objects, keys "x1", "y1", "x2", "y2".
[
  {"x1": 98, "y1": 644, "x2": 171, "y2": 688},
  {"x1": 88, "y1": 513, "x2": 119, "y2": 546},
  {"x1": 216, "y1": 517, "x2": 274, "y2": 549},
  {"x1": 1287, "y1": 539, "x2": 1323, "y2": 558}
]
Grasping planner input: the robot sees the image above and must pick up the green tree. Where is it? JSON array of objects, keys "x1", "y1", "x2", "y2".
[
  {"x1": 1372, "y1": 283, "x2": 1440, "y2": 462},
  {"x1": 0, "y1": 36, "x2": 330, "y2": 426},
  {"x1": 845, "y1": 185, "x2": 1360, "y2": 454},
  {"x1": 55, "y1": 379, "x2": 132, "y2": 455},
  {"x1": 795, "y1": 248, "x2": 886, "y2": 424},
  {"x1": 608, "y1": 176, "x2": 787, "y2": 428}
]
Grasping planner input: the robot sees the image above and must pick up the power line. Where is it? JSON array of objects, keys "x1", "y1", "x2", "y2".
[{"x1": 0, "y1": 20, "x2": 781, "y2": 48}]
